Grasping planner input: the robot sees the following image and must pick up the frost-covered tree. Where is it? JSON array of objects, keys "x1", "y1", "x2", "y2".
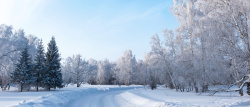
[
  {"x1": 134, "y1": 60, "x2": 147, "y2": 85},
  {"x1": 150, "y1": 34, "x2": 175, "y2": 89},
  {"x1": 69, "y1": 54, "x2": 88, "y2": 87},
  {"x1": 62, "y1": 54, "x2": 89, "y2": 87},
  {"x1": 33, "y1": 40, "x2": 46, "y2": 91},
  {"x1": 97, "y1": 59, "x2": 112, "y2": 85},
  {"x1": 86, "y1": 59, "x2": 98, "y2": 84},
  {"x1": 11, "y1": 46, "x2": 33, "y2": 92},
  {"x1": 0, "y1": 25, "x2": 15, "y2": 89},
  {"x1": 62, "y1": 58, "x2": 74, "y2": 85},
  {"x1": 115, "y1": 50, "x2": 137, "y2": 85},
  {"x1": 62, "y1": 57, "x2": 98, "y2": 86},
  {"x1": 44, "y1": 37, "x2": 63, "y2": 90},
  {"x1": 0, "y1": 25, "x2": 39, "y2": 90}
]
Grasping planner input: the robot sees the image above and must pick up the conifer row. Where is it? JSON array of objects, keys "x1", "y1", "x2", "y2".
[{"x1": 11, "y1": 37, "x2": 63, "y2": 92}]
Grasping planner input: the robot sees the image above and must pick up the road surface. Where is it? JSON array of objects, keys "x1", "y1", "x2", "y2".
[{"x1": 68, "y1": 88, "x2": 133, "y2": 107}]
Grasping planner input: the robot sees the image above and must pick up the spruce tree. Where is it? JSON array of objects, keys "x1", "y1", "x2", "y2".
[
  {"x1": 11, "y1": 46, "x2": 33, "y2": 92},
  {"x1": 45, "y1": 37, "x2": 63, "y2": 90},
  {"x1": 33, "y1": 40, "x2": 46, "y2": 91}
]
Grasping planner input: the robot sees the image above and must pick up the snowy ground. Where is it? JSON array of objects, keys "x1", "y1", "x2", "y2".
[{"x1": 1, "y1": 84, "x2": 250, "y2": 107}]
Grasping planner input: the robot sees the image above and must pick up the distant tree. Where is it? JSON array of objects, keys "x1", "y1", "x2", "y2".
[
  {"x1": 62, "y1": 54, "x2": 88, "y2": 87},
  {"x1": 136, "y1": 60, "x2": 147, "y2": 85},
  {"x1": 11, "y1": 46, "x2": 33, "y2": 92},
  {"x1": 61, "y1": 58, "x2": 73, "y2": 85},
  {"x1": 44, "y1": 37, "x2": 63, "y2": 90},
  {"x1": 86, "y1": 59, "x2": 98, "y2": 84},
  {"x1": 70, "y1": 54, "x2": 87, "y2": 87},
  {"x1": 97, "y1": 59, "x2": 112, "y2": 85},
  {"x1": 115, "y1": 50, "x2": 137, "y2": 85},
  {"x1": 33, "y1": 40, "x2": 46, "y2": 91}
]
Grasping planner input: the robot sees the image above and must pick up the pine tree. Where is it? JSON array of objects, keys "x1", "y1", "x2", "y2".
[
  {"x1": 33, "y1": 40, "x2": 46, "y2": 91},
  {"x1": 45, "y1": 37, "x2": 63, "y2": 90},
  {"x1": 11, "y1": 46, "x2": 33, "y2": 92}
]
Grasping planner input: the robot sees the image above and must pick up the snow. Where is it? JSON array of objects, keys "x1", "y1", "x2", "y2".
[
  {"x1": 1, "y1": 85, "x2": 250, "y2": 107},
  {"x1": 122, "y1": 86, "x2": 250, "y2": 107}
]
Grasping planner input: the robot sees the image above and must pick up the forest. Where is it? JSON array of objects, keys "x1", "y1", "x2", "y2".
[{"x1": 0, "y1": 0, "x2": 250, "y2": 96}]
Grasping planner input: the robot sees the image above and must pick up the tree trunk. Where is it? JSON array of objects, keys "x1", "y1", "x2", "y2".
[
  {"x1": 20, "y1": 84, "x2": 23, "y2": 92},
  {"x1": 247, "y1": 83, "x2": 250, "y2": 95},
  {"x1": 77, "y1": 82, "x2": 81, "y2": 87},
  {"x1": 194, "y1": 82, "x2": 199, "y2": 93},
  {"x1": 7, "y1": 84, "x2": 10, "y2": 90},
  {"x1": 202, "y1": 84, "x2": 208, "y2": 92},
  {"x1": 175, "y1": 86, "x2": 179, "y2": 91},
  {"x1": 36, "y1": 84, "x2": 39, "y2": 91},
  {"x1": 0, "y1": 81, "x2": 2, "y2": 89},
  {"x1": 76, "y1": 73, "x2": 79, "y2": 87},
  {"x1": 239, "y1": 88, "x2": 244, "y2": 96}
]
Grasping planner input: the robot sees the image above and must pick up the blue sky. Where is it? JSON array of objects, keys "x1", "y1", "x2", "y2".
[{"x1": 0, "y1": 0, "x2": 178, "y2": 61}]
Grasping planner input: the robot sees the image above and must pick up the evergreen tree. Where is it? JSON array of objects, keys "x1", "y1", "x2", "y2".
[
  {"x1": 45, "y1": 37, "x2": 63, "y2": 90},
  {"x1": 33, "y1": 40, "x2": 46, "y2": 91},
  {"x1": 11, "y1": 46, "x2": 33, "y2": 92}
]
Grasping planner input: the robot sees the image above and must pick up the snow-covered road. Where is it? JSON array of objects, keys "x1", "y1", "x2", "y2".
[
  {"x1": 68, "y1": 87, "x2": 165, "y2": 107},
  {"x1": 69, "y1": 88, "x2": 129, "y2": 107}
]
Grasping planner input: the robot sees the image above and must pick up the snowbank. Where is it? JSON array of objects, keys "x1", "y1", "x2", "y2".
[{"x1": 123, "y1": 86, "x2": 250, "y2": 107}]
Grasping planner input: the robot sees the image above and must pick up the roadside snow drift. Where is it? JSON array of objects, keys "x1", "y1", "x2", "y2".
[{"x1": 12, "y1": 85, "x2": 137, "y2": 107}]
